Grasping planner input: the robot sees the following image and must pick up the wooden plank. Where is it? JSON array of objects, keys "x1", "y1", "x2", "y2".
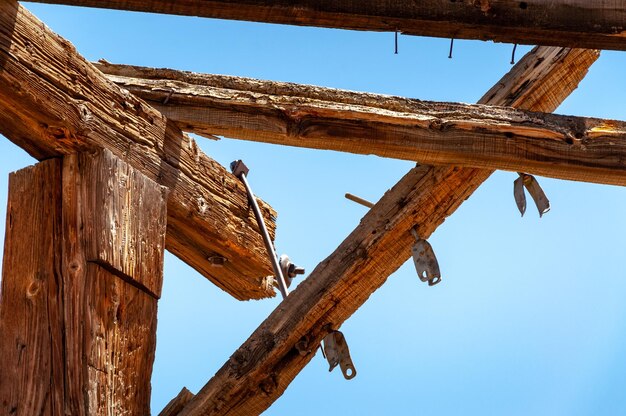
[
  {"x1": 0, "y1": 159, "x2": 64, "y2": 416},
  {"x1": 97, "y1": 49, "x2": 626, "y2": 188},
  {"x1": 0, "y1": 1, "x2": 277, "y2": 300},
  {"x1": 0, "y1": 149, "x2": 166, "y2": 414},
  {"x1": 28, "y1": 0, "x2": 626, "y2": 51},
  {"x1": 175, "y1": 46, "x2": 598, "y2": 416}
]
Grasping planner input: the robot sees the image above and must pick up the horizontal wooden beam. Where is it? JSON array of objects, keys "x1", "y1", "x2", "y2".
[
  {"x1": 29, "y1": 1, "x2": 626, "y2": 51},
  {"x1": 97, "y1": 53, "x2": 626, "y2": 187},
  {"x1": 175, "y1": 46, "x2": 598, "y2": 415},
  {"x1": 0, "y1": 2, "x2": 277, "y2": 300}
]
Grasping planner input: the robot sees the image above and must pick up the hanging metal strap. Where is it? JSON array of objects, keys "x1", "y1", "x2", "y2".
[{"x1": 514, "y1": 173, "x2": 550, "y2": 217}]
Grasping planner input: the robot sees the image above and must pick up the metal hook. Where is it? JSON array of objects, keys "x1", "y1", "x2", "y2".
[{"x1": 510, "y1": 43, "x2": 518, "y2": 65}]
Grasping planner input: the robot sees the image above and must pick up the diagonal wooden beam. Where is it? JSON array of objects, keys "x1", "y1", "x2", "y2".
[
  {"x1": 0, "y1": 2, "x2": 277, "y2": 300},
  {"x1": 175, "y1": 46, "x2": 598, "y2": 415},
  {"x1": 159, "y1": 388, "x2": 195, "y2": 416},
  {"x1": 97, "y1": 56, "x2": 625, "y2": 187},
  {"x1": 28, "y1": 0, "x2": 626, "y2": 51}
]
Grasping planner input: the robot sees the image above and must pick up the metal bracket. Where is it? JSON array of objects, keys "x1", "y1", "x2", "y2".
[
  {"x1": 410, "y1": 228, "x2": 441, "y2": 286},
  {"x1": 514, "y1": 173, "x2": 550, "y2": 217},
  {"x1": 322, "y1": 330, "x2": 357, "y2": 380},
  {"x1": 230, "y1": 159, "x2": 250, "y2": 178}
]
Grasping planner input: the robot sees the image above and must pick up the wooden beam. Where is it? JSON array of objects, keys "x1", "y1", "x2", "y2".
[
  {"x1": 0, "y1": 2, "x2": 278, "y2": 300},
  {"x1": 97, "y1": 52, "x2": 626, "y2": 188},
  {"x1": 28, "y1": 0, "x2": 626, "y2": 51},
  {"x1": 0, "y1": 160, "x2": 65, "y2": 416},
  {"x1": 174, "y1": 46, "x2": 598, "y2": 416},
  {"x1": 159, "y1": 388, "x2": 195, "y2": 416},
  {"x1": 0, "y1": 149, "x2": 166, "y2": 415}
]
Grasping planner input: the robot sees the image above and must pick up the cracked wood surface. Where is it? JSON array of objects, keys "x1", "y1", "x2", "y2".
[
  {"x1": 96, "y1": 49, "x2": 626, "y2": 187},
  {"x1": 174, "y1": 46, "x2": 598, "y2": 415},
  {"x1": 0, "y1": 150, "x2": 166, "y2": 415},
  {"x1": 29, "y1": 0, "x2": 626, "y2": 51},
  {"x1": 0, "y1": 1, "x2": 277, "y2": 300}
]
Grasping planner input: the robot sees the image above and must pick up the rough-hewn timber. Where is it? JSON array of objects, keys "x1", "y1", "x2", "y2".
[
  {"x1": 29, "y1": 0, "x2": 626, "y2": 51},
  {"x1": 0, "y1": 150, "x2": 166, "y2": 415},
  {"x1": 0, "y1": 160, "x2": 64, "y2": 416},
  {"x1": 175, "y1": 46, "x2": 598, "y2": 416},
  {"x1": 98, "y1": 54, "x2": 625, "y2": 187},
  {"x1": 0, "y1": 1, "x2": 277, "y2": 300},
  {"x1": 159, "y1": 388, "x2": 195, "y2": 416}
]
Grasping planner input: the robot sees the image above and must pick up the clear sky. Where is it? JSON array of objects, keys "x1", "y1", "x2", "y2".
[{"x1": 3, "y1": 3, "x2": 626, "y2": 415}]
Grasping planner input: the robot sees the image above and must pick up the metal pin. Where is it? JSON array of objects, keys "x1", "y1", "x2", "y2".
[
  {"x1": 345, "y1": 193, "x2": 375, "y2": 209},
  {"x1": 510, "y1": 43, "x2": 518, "y2": 65},
  {"x1": 394, "y1": 30, "x2": 399, "y2": 54},
  {"x1": 448, "y1": 38, "x2": 454, "y2": 59}
]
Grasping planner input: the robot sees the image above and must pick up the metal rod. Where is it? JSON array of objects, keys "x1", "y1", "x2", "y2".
[
  {"x1": 238, "y1": 172, "x2": 290, "y2": 299},
  {"x1": 345, "y1": 193, "x2": 375, "y2": 209},
  {"x1": 394, "y1": 30, "x2": 398, "y2": 54},
  {"x1": 511, "y1": 43, "x2": 518, "y2": 65}
]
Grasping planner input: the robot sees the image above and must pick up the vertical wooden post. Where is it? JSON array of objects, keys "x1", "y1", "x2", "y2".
[{"x1": 0, "y1": 149, "x2": 167, "y2": 415}]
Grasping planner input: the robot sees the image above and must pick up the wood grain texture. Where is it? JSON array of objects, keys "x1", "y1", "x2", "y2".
[
  {"x1": 0, "y1": 159, "x2": 64, "y2": 416},
  {"x1": 0, "y1": 1, "x2": 277, "y2": 300},
  {"x1": 97, "y1": 50, "x2": 626, "y2": 188},
  {"x1": 159, "y1": 388, "x2": 195, "y2": 416},
  {"x1": 0, "y1": 150, "x2": 166, "y2": 415},
  {"x1": 83, "y1": 264, "x2": 159, "y2": 415},
  {"x1": 77, "y1": 149, "x2": 168, "y2": 297},
  {"x1": 175, "y1": 47, "x2": 598, "y2": 416},
  {"x1": 61, "y1": 150, "x2": 165, "y2": 415},
  {"x1": 28, "y1": 0, "x2": 626, "y2": 51}
]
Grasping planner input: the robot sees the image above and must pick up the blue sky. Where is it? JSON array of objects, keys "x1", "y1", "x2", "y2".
[{"x1": 2, "y1": 3, "x2": 626, "y2": 414}]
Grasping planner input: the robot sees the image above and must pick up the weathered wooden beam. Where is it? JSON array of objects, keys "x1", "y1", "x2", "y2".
[
  {"x1": 0, "y1": 160, "x2": 65, "y2": 416},
  {"x1": 174, "y1": 46, "x2": 598, "y2": 415},
  {"x1": 97, "y1": 52, "x2": 626, "y2": 187},
  {"x1": 28, "y1": 0, "x2": 626, "y2": 51},
  {"x1": 159, "y1": 388, "x2": 195, "y2": 416},
  {"x1": 0, "y1": 2, "x2": 277, "y2": 300},
  {"x1": 0, "y1": 149, "x2": 166, "y2": 415}
]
